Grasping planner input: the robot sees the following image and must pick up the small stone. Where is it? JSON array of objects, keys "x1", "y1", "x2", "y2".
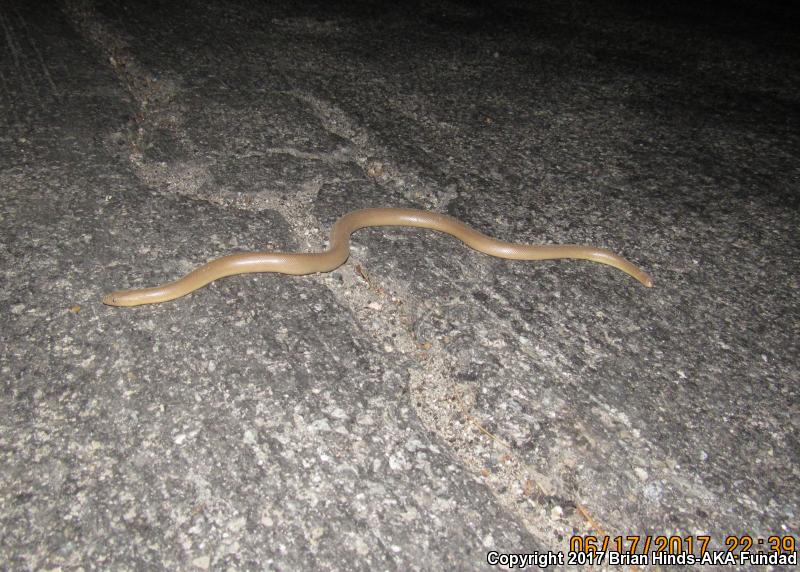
[
  {"x1": 353, "y1": 537, "x2": 369, "y2": 555},
  {"x1": 229, "y1": 516, "x2": 246, "y2": 532}
]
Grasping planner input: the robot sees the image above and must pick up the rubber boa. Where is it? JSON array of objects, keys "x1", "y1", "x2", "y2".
[{"x1": 103, "y1": 207, "x2": 652, "y2": 307}]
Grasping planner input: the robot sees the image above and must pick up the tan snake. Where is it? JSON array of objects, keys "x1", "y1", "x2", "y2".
[{"x1": 103, "y1": 208, "x2": 652, "y2": 307}]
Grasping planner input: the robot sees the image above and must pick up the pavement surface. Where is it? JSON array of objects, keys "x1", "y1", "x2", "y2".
[{"x1": 1, "y1": 0, "x2": 798, "y2": 569}]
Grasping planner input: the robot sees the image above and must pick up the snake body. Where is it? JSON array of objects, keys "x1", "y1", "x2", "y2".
[{"x1": 103, "y1": 208, "x2": 652, "y2": 307}]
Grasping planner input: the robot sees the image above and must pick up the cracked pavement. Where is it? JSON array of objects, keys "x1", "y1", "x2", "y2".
[{"x1": 1, "y1": 0, "x2": 798, "y2": 569}]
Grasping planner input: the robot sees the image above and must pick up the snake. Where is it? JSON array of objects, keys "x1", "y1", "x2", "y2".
[{"x1": 103, "y1": 207, "x2": 652, "y2": 307}]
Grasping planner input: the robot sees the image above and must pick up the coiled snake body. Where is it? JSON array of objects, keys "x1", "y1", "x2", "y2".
[{"x1": 103, "y1": 208, "x2": 652, "y2": 307}]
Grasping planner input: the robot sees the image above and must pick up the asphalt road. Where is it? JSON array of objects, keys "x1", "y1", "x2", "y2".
[{"x1": 1, "y1": 0, "x2": 798, "y2": 569}]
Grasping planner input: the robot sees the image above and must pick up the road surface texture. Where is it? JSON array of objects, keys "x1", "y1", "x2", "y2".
[{"x1": 1, "y1": 0, "x2": 798, "y2": 569}]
